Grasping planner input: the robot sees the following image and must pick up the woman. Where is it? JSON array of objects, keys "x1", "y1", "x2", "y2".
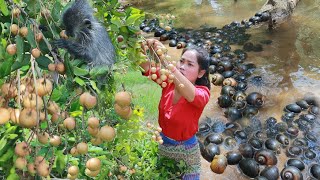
[{"x1": 140, "y1": 39, "x2": 211, "y2": 179}]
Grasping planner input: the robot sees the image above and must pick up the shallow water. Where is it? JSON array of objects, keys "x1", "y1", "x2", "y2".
[{"x1": 128, "y1": 0, "x2": 320, "y2": 179}]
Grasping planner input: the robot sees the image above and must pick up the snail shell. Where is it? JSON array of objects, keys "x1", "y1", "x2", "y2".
[
  {"x1": 205, "y1": 143, "x2": 221, "y2": 161},
  {"x1": 293, "y1": 138, "x2": 308, "y2": 147},
  {"x1": 226, "y1": 151, "x2": 242, "y2": 165},
  {"x1": 280, "y1": 166, "x2": 303, "y2": 180},
  {"x1": 248, "y1": 138, "x2": 263, "y2": 150},
  {"x1": 210, "y1": 154, "x2": 227, "y2": 174},
  {"x1": 238, "y1": 143, "x2": 254, "y2": 158},
  {"x1": 238, "y1": 158, "x2": 260, "y2": 178},
  {"x1": 308, "y1": 105, "x2": 319, "y2": 116},
  {"x1": 232, "y1": 100, "x2": 247, "y2": 111},
  {"x1": 204, "y1": 133, "x2": 223, "y2": 145},
  {"x1": 221, "y1": 85, "x2": 236, "y2": 97},
  {"x1": 234, "y1": 130, "x2": 248, "y2": 141},
  {"x1": 223, "y1": 78, "x2": 238, "y2": 87},
  {"x1": 243, "y1": 106, "x2": 259, "y2": 118},
  {"x1": 218, "y1": 95, "x2": 233, "y2": 108},
  {"x1": 233, "y1": 91, "x2": 247, "y2": 101},
  {"x1": 223, "y1": 136, "x2": 237, "y2": 150},
  {"x1": 246, "y1": 92, "x2": 265, "y2": 107},
  {"x1": 286, "y1": 146, "x2": 303, "y2": 157},
  {"x1": 285, "y1": 127, "x2": 299, "y2": 138},
  {"x1": 284, "y1": 104, "x2": 302, "y2": 114},
  {"x1": 224, "y1": 122, "x2": 241, "y2": 136},
  {"x1": 260, "y1": 166, "x2": 279, "y2": 180},
  {"x1": 295, "y1": 100, "x2": 310, "y2": 109},
  {"x1": 309, "y1": 164, "x2": 320, "y2": 179},
  {"x1": 211, "y1": 73, "x2": 224, "y2": 86},
  {"x1": 304, "y1": 149, "x2": 316, "y2": 160},
  {"x1": 286, "y1": 159, "x2": 305, "y2": 171},
  {"x1": 224, "y1": 107, "x2": 242, "y2": 121},
  {"x1": 254, "y1": 149, "x2": 278, "y2": 166},
  {"x1": 198, "y1": 122, "x2": 211, "y2": 135},
  {"x1": 265, "y1": 138, "x2": 281, "y2": 154},
  {"x1": 275, "y1": 134, "x2": 290, "y2": 146}
]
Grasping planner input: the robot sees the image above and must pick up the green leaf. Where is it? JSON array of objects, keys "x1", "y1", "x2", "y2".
[
  {"x1": 11, "y1": 54, "x2": 30, "y2": 71},
  {"x1": 90, "y1": 80, "x2": 100, "y2": 94},
  {"x1": 0, "y1": 56, "x2": 14, "y2": 78},
  {"x1": 74, "y1": 77, "x2": 85, "y2": 86},
  {"x1": 111, "y1": 16, "x2": 122, "y2": 27},
  {"x1": 35, "y1": 56, "x2": 51, "y2": 70},
  {"x1": 0, "y1": 0, "x2": 9, "y2": 16},
  {"x1": 7, "y1": 172, "x2": 19, "y2": 180},
  {"x1": 7, "y1": 134, "x2": 18, "y2": 139},
  {"x1": 0, "y1": 148, "x2": 14, "y2": 163},
  {"x1": 25, "y1": 27, "x2": 36, "y2": 48},
  {"x1": 126, "y1": 14, "x2": 144, "y2": 25},
  {"x1": 40, "y1": 121, "x2": 48, "y2": 129},
  {"x1": 52, "y1": 2, "x2": 62, "y2": 22},
  {"x1": 15, "y1": 36, "x2": 24, "y2": 63},
  {"x1": 53, "y1": 150, "x2": 67, "y2": 173},
  {"x1": 73, "y1": 66, "x2": 89, "y2": 76},
  {"x1": 0, "y1": 137, "x2": 8, "y2": 151},
  {"x1": 51, "y1": 88, "x2": 62, "y2": 101}
]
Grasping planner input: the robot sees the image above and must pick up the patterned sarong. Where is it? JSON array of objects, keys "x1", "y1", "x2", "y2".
[{"x1": 158, "y1": 133, "x2": 201, "y2": 180}]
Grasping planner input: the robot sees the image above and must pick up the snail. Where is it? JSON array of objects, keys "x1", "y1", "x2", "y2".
[
  {"x1": 243, "y1": 106, "x2": 259, "y2": 118},
  {"x1": 309, "y1": 164, "x2": 320, "y2": 179},
  {"x1": 204, "y1": 133, "x2": 223, "y2": 145},
  {"x1": 275, "y1": 134, "x2": 290, "y2": 146},
  {"x1": 233, "y1": 91, "x2": 247, "y2": 101},
  {"x1": 210, "y1": 154, "x2": 227, "y2": 174},
  {"x1": 223, "y1": 136, "x2": 237, "y2": 150},
  {"x1": 205, "y1": 143, "x2": 221, "y2": 162},
  {"x1": 246, "y1": 92, "x2": 265, "y2": 107},
  {"x1": 265, "y1": 138, "x2": 281, "y2": 154},
  {"x1": 295, "y1": 100, "x2": 309, "y2": 109},
  {"x1": 211, "y1": 73, "x2": 224, "y2": 86},
  {"x1": 248, "y1": 137, "x2": 263, "y2": 150},
  {"x1": 221, "y1": 85, "x2": 236, "y2": 97},
  {"x1": 284, "y1": 104, "x2": 302, "y2": 114},
  {"x1": 254, "y1": 149, "x2": 278, "y2": 166},
  {"x1": 223, "y1": 77, "x2": 238, "y2": 87},
  {"x1": 226, "y1": 151, "x2": 242, "y2": 165},
  {"x1": 218, "y1": 95, "x2": 233, "y2": 108},
  {"x1": 238, "y1": 158, "x2": 260, "y2": 178},
  {"x1": 280, "y1": 166, "x2": 303, "y2": 180},
  {"x1": 238, "y1": 143, "x2": 254, "y2": 158},
  {"x1": 285, "y1": 159, "x2": 305, "y2": 171},
  {"x1": 224, "y1": 107, "x2": 242, "y2": 121},
  {"x1": 260, "y1": 166, "x2": 279, "y2": 180},
  {"x1": 286, "y1": 146, "x2": 303, "y2": 157}
]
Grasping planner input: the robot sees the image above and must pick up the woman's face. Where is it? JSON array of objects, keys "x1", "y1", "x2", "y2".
[{"x1": 176, "y1": 50, "x2": 205, "y2": 84}]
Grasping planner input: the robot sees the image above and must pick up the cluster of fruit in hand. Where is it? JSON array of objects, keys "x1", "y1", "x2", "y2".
[
  {"x1": 146, "y1": 122, "x2": 163, "y2": 144},
  {"x1": 142, "y1": 39, "x2": 185, "y2": 89},
  {"x1": 114, "y1": 91, "x2": 132, "y2": 120}
]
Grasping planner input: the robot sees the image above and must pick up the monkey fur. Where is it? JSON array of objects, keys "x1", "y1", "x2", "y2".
[{"x1": 53, "y1": 0, "x2": 115, "y2": 67}]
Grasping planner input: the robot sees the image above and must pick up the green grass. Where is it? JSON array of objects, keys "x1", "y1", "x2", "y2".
[{"x1": 114, "y1": 70, "x2": 161, "y2": 122}]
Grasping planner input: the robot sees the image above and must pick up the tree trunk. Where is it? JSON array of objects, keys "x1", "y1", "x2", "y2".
[{"x1": 259, "y1": 0, "x2": 300, "y2": 28}]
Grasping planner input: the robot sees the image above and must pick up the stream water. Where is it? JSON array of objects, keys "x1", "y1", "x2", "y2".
[{"x1": 127, "y1": 0, "x2": 320, "y2": 179}]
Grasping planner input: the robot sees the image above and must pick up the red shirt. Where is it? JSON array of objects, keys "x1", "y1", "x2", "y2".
[{"x1": 144, "y1": 68, "x2": 210, "y2": 141}]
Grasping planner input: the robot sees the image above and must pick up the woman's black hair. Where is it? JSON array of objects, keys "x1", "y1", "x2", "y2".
[{"x1": 182, "y1": 45, "x2": 211, "y2": 90}]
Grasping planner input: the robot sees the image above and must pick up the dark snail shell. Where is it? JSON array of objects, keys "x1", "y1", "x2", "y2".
[
  {"x1": 211, "y1": 73, "x2": 224, "y2": 86},
  {"x1": 208, "y1": 65, "x2": 217, "y2": 74},
  {"x1": 218, "y1": 95, "x2": 233, "y2": 108},
  {"x1": 248, "y1": 137, "x2": 263, "y2": 150},
  {"x1": 284, "y1": 104, "x2": 302, "y2": 114},
  {"x1": 308, "y1": 105, "x2": 319, "y2": 115},
  {"x1": 299, "y1": 114, "x2": 316, "y2": 124},
  {"x1": 221, "y1": 85, "x2": 236, "y2": 97},
  {"x1": 233, "y1": 91, "x2": 247, "y2": 101},
  {"x1": 295, "y1": 100, "x2": 310, "y2": 109},
  {"x1": 224, "y1": 122, "x2": 241, "y2": 136},
  {"x1": 222, "y1": 70, "x2": 235, "y2": 78},
  {"x1": 218, "y1": 60, "x2": 233, "y2": 71},
  {"x1": 275, "y1": 134, "x2": 290, "y2": 146},
  {"x1": 205, "y1": 143, "x2": 221, "y2": 161},
  {"x1": 223, "y1": 78, "x2": 238, "y2": 87},
  {"x1": 176, "y1": 41, "x2": 186, "y2": 49},
  {"x1": 224, "y1": 107, "x2": 242, "y2": 121},
  {"x1": 296, "y1": 119, "x2": 312, "y2": 131},
  {"x1": 198, "y1": 122, "x2": 211, "y2": 135},
  {"x1": 260, "y1": 166, "x2": 279, "y2": 180},
  {"x1": 210, "y1": 154, "x2": 228, "y2": 174},
  {"x1": 238, "y1": 158, "x2": 260, "y2": 178},
  {"x1": 265, "y1": 138, "x2": 281, "y2": 154},
  {"x1": 235, "y1": 82, "x2": 248, "y2": 91},
  {"x1": 238, "y1": 143, "x2": 254, "y2": 158},
  {"x1": 255, "y1": 176, "x2": 268, "y2": 180},
  {"x1": 282, "y1": 112, "x2": 295, "y2": 122},
  {"x1": 246, "y1": 92, "x2": 265, "y2": 107},
  {"x1": 254, "y1": 130, "x2": 267, "y2": 139},
  {"x1": 199, "y1": 141, "x2": 212, "y2": 162},
  {"x1": 285, "y1": 159, "x2": 305, "y2": 171},
  {"x1": 233, "y1": 100, "x2": 247, "y2": 111},
  {"x1": 293, "y1": 138, "x2": 308, "y2": 147},
  {"x1": 285, "y1": 127, "x2": 299, "y2": 138},
  {"x1": 234, "y1": 130, "x2": 248, "y2": 142},
  {"x1": 275, "y1": 122, "x2": 288, "y2": 133},
  {"x1": 243, "y1": 106, "x2": 259, "y2": 118},
  {"x1": 309, "y1": 164, "x2": 320, "y2": 179},
  {"x1": 223, "y1": 136, "x2": 237, "y2": 150},
  {"x1": 304, "y1": 93, "x2": 319, "y2": 106},
  {"x1": 160, "y1": 33, "x2": 170, "y2": 41},
  {"x1": 265, "y1": 117, "x2": 277, "y2": 128},
  {"x1": 286, "y1": 146, "x2": 303, "y2": 157},
  {"x1": 304, "y1": 149, "x2": 316, "y2": 160},
  {"x1": 254, "y1": 149, "x2": 278, "y2": 166},
  {"x1": 226, "y1": 151, "x2": 243, "y2": 165},
  {"x1": 280, "y1": 166, "x2": 303, "y2": 180},
  {"x1": 305, "y1": 133, "x2": 317, "y2": 143},
  {"x1": 204, "y1": 133, "x2": 223, "y2": 145}
]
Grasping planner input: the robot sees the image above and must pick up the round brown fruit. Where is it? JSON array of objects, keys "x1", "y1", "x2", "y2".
[
  {"x1": 114, "y1": 103, "x2": 132, "y2": 119},
  {"x1": 115, "y1": 91, "x2": 131, "y2": 107},
  {"x1": 48, "y1": 63, "x2": 56, "y2": 72},
  {"x1": 34, "y1": 156, "x2": 45, "y2": 166},
  {"x1": 117, "y1": 35, "x2": 124, "y2": 42},
  {"x1": 40, "y1": 9, "x2": 50, "y2": 18},
  {"x1": 37, "y1": 132, "x2": 49, "y2": 144},
  {"x1": 99, "y1": 125, "x2": 116, "y2": 142},
  {"x1": 10, "y1": 24, "x2": 19, "y2": 35},
  {"x1": 79, "y1": 92, "x2": 97, "y2": 109},
  {"x1": 15, "y1": 142, "x2": 31, "y2": 157},
  {"x1": 12, "y1": 8, "x2": 21, "y2": 18},
  {"x1": 15, "y1": 157, "x2": 27, "y2": 170},
  {"x1": 36, "y1": 78, "x2": 53, "y2": 97},
  {"x1": 86, "y1": 158, "x2": 101, "y2": 171},
  {"x1": 56, "y1": 63, "x2": 65, "y2": 74},
  {"x1": 70, "y1": 147, "x2": 78, "y2": 156},
  {"x1": 10, "y1": 108, "x2": 20, "y2": 124},
  {"x1": 19, "y1": 108, "x2": 37, "y2": 128},
  {"x1": 19, "y1": 27, "x2": 28, "y2": 37},
  {"x1": 23, "y1": 93, "x2": 44, "y2": 109},
  {"x1": 0, "y1": 108, "x2": 10, "y2": 125},
  {"x1": 27, "y1": 163, "x2": 36, "y2": 175},
  {"x1": 47, "y1": 101, "x2": 60, "y2": 115},
  {"x1": 35, "y1": 33, "x2": 43, "y2": 42},
  {"x1": 6, "y1": 44, "x2": 17, "y2": 55},
  {"x1": 88, "y1": 127, "x2": 99, "y2": 137},
  {"x1": 63, "y1": 117, "x2": 76, "y2": 131},
  {"x1": 68, "y1": 166, "x2": 79, "y2": 176},
  {"x1": 36, "y1": 162, "x2": 50, "y2": 177},
  {"x1": 31, "y1": 48, "x2": 41, "y2": 58},
  {"x1": 85, "y1": 168, "x2": 100, "y2": 177},
  {"x1": 90, "y1": 137, "x2": 102, "y2": 145},
  {"x1": 88, "y1": 117, "x2": 100, "y2": 128},
  {"x1": 49, "y1": 135, "x2": 61, "y2": 147},
  {"x1": 76, "y1": 142, "x2": 88, "y2": 154}
]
